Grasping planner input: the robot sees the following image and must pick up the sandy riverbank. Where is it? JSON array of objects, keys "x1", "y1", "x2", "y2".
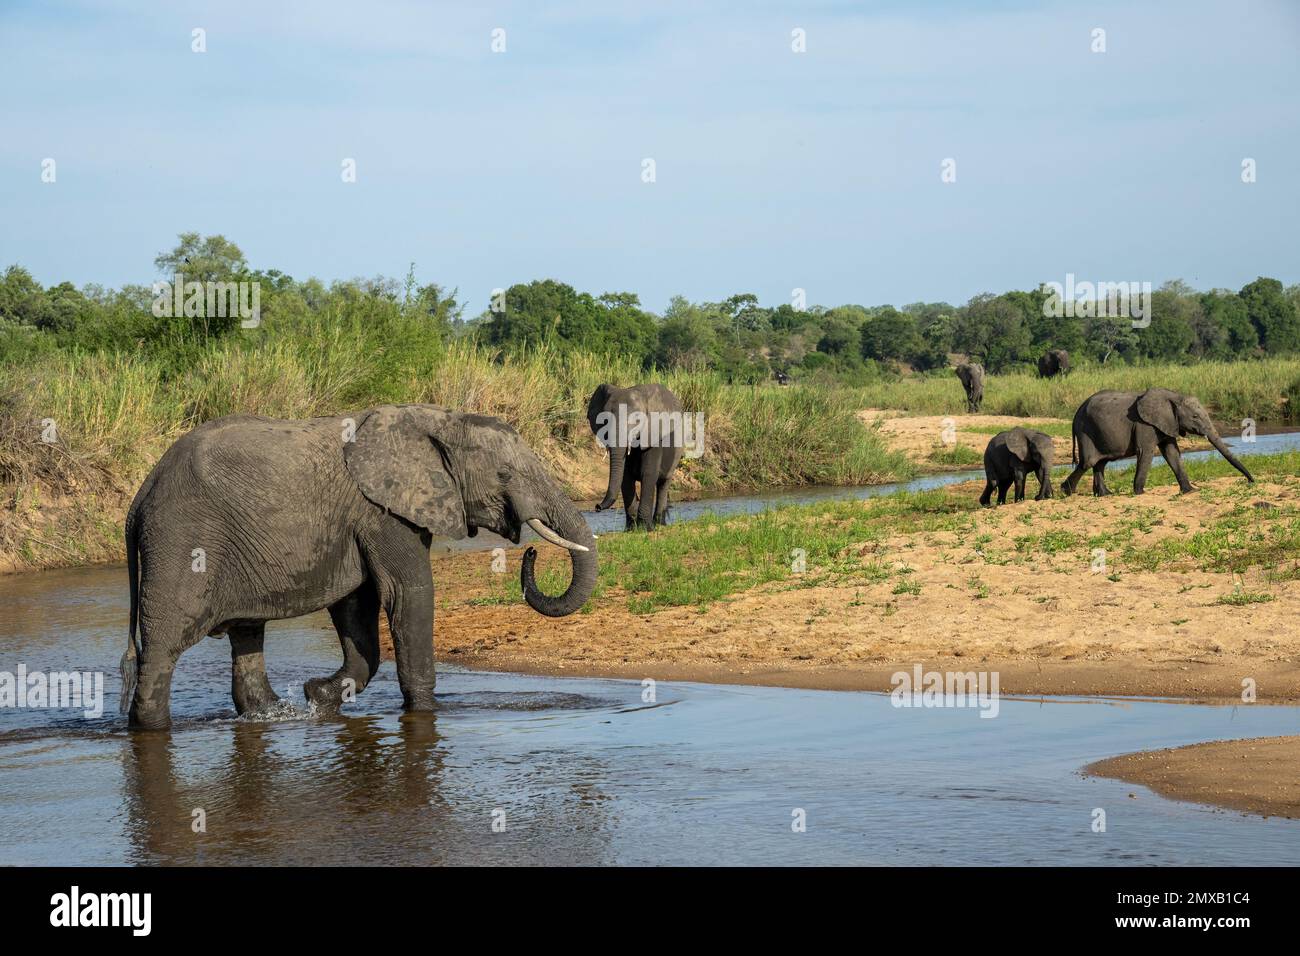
[
  {"x1": 1087, "y1": 736, "x2": 1300, "y2": 819},
  {"x1": 391, "y1": 475, "x2": 1300, "y2": 703}
]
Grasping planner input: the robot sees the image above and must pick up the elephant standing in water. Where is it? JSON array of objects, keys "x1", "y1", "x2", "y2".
[
  {"x1": 980, "y1": 428, "x2": 1055, "y2": 505},
  {"x1": 587, "y1": 383, "x2": 685, "y2": 531},
  {"x1": 955, "y1": 363, "x2": 984, "y2": 412},
  {"x1": 1037, "y1": 349, "x2": 1070, "y2": 379},
  {"x1": 121, "y1": 405, "x2": 596, "y2": 729},
  {"x1": 1062, "y1": 388, "x2": 1254, "y2": 496}
]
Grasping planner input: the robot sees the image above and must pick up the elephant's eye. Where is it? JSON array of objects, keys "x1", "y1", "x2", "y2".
[{"x1": 497, "y1": 468, "x2": 513, "y2": 483}]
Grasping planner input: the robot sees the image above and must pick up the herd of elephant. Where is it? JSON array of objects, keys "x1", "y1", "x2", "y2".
[
  {"x1": 963, "y1": 355, "x2": 1254, "y2": 505},
  {"x1": 118, "y1": 369, "x2": 1255, "y2": 729}
]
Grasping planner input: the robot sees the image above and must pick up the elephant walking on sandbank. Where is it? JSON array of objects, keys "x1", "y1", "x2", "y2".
[
  {"x1": 980, "y1": 428, "x2": 1055, "y2": 505},
  {"x1": 1061, "y1": 388, "x2": 1254, "y2": 496},
  {"x1": 955, "y1": 363, "x2": 984, "y2": 412},
  {"x1": 587, "y1": 383, "x2": 685, "y2": 531},
  {"x1": 121, "y1": 405, "x2": 596, "y2": 729}
]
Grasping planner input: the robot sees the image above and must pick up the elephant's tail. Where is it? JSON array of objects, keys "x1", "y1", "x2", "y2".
[
  {"x1": 1071, "y1": 429, "x2": 1078, "y2": 465},
  {"x1": 119, "y1": 508, "x2": 141, "y2": 715}
]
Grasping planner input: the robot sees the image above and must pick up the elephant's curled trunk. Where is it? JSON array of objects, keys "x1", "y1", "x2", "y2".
[
  {"x1": 1207, "y1": 431, "x2": 1254, "y2": 483},
  {"x1": 521, "y1": 501, "x2": 598, "y2": 618}
]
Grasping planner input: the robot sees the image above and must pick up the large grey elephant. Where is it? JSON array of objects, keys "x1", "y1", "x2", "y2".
[
  {"x1": 1061, "y1": 388, "x2": 1254, "y2": 496},
  {"x1": 1037, "y1": 349, "x2": 1070, "y2": 379},
  {"x1": 120, "y1": 405, "x2": 596, "y2": 729},
  {"x1": 955, "y1": 362, "x2": 984, "y2": 412},
  {"x1": 980, "y1": 428, "x2": 1054, "y2": 505},
  {"x1": 587, "y1": 383, "x2": 685, "y2": 531}
]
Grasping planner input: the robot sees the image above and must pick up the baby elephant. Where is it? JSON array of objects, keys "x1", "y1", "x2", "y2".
[{"x1": 980, "y1": 428, "x2": 1054, "y2": 505}]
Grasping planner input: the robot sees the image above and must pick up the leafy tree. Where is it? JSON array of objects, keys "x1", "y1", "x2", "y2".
[
  {"x1": 154, "y1": 233, "x2": 247, "y2": 284},
  {"x1": 860, "y1": 306, "x2": 921, "y2": 363},
  {"x1": 1240, "y1": 277, "x2": 1300, "y2": 353},
  {"x1": 1137, "y1": 283, "x2": 1198, "y2": 360},
  {"x1": 655, "y1": 296, "x2": 717, "y2": 368},
  {"x1": 953, "y1": 293, "x2": 1032, "y2": 372},
  {"x1": 1200, "y1": 290, "x2": 1256, "y2": 356},
  {"x1": 1084, "y1": 314, "x2": 1138, "y2": 363}
]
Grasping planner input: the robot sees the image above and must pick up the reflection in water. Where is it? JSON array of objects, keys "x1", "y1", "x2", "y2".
[{"x1": 116, "y1": 706, "x2": 619, "y2": 866}]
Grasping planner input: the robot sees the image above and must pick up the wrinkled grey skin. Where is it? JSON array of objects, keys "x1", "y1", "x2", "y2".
[
  {"x1": 587, "y1": 383, "x2": 685, "y2": 531},
  {"x1": 1061, "y1": 388, "x2": 1254, "y2": 497},
  {"x1": 955, "y1": 363, "x2": 984, "y2": 412},
  {"x1": 121, "y1": 405, "x2": 597, "y2": 729},
  {"x1": 980, "y1": 428, "x2": 1054, "y2": 505},
  {"x1": 1037, "y1": 349, "x2": 1070, "y2": 379}
]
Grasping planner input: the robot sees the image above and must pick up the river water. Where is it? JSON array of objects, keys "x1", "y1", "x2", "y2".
[
  {"x1": 2, "y1": 431, "x2": 1298, "y2": 865},
  {"x1": 2, "y1": 565, "x2": 1298, "y2": 866}
]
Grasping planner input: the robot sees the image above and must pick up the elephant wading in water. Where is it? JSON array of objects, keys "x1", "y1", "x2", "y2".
[
  {"x1": 1037, "y1": 349, "x2": 1070, "y2": 379},
  {"x1": 980, "y1": 428, "x2": 1055, "y2": 505},
  {"x1": 1062, "y1": 388, "x2": 1254, "y2": 497},
  {"x1": 587, "y1": 383, "x2": 685, "y2": 531},
  {"x1": 955, "y1": 362, "x2": 984, "y2": 412},
  {"x1": 121, "y1": 405, "x2": 597, "y2": 729}
]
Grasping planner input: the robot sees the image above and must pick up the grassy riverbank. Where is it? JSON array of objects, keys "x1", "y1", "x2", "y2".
[
  {"x1": 0, "y1": 329, "x2": 912, "y2": 572},
  {"x1": 853, "y1": 357, "x2": 1300, "y2": 423}
]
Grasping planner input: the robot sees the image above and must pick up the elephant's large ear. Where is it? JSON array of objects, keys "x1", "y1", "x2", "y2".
[
  {"x1": 586, "y1": 384, "x2": 611, "y2": 433},
  {"x1": 1030, "y1": 432, "x2": 1054, "y2": 465},
  {"x1": 344, "y1": 405, "x2": 468, "y2": 539},
  {"x1": 1135, "y1": 389, "x2": 1178, "y2": 437},
  {"x1": 1004, "y1": 429, "x2": 1030, "y2": 461}
]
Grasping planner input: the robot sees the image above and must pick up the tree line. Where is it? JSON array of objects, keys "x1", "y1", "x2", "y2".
[{"x1": 3, "y1": 233, "x2": 1297, "y2": 383}]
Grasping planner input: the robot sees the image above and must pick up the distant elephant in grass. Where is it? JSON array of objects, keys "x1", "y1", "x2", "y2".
[
  {"x1": 1037, "y1": 349, "x2": 1070, "y2": 379},
  {"x1": 1061, "y1": 388, "x2": 1254, "y2": 497},
  {"x1": 980, "y1": 428, "x2": 1055, "y2": 505},
  {"x1": 955, "y1": 362, "x2": 984, "y2": 412},
  {"x1": 587, "y1": 383, "x2": 685, "y2": 531},
  {"x1": 121, "y1": 405, "x2": 596, "y2": 729}
]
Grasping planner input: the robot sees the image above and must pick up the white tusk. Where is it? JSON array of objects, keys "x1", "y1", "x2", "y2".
[{"x1": 527, "y1": 518, "x2": 590, "y2": 552}]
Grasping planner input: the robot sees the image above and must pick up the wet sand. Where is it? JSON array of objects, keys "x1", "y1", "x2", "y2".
[{"x1": 1087, "y1": 736, "x2": 1300, "y2": 819}]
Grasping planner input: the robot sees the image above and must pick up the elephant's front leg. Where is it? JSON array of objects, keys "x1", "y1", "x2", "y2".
[
  {"x1": 230, "y1": 623, "x2": 281, "y2": 716},
  {"x1": 1161, "y1": 439, "x2": 1196, "y2": 493},
  {"x1": 636, "y1": 447, "x2": 664, "y2": 530},
  {"x1": 304, "y1": 581, "x2": 380, "y2": 711},
  {"x1": 654, "y1": 475, "x2": 672, "y2": 525},
  {"x1": 1035, "y1": 465, "x2": 1053, "y2": 500},
  {"x1": 621, "y1": 458, "x2": 639, "y2": 530},
  {"x1": 368, "y1": 528, "x2": 437, "y2": 711}
]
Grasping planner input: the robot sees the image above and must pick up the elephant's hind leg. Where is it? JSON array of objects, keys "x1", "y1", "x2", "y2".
[
  {"x1": 979, "y1": 479, "x2": 995, "y2": 506},
  {"x1": 230, "y1": 623, "x2": 281, "y2": 717},
  {"x1": 1132, "y1": 445, "x2": 1155, "y2": 494},
  {"x1": 130, "y1": 608, "x2": 211, "y2": 730},
  {"x1": 305, "y1": 581, "x2": 381, "y2": 711}
]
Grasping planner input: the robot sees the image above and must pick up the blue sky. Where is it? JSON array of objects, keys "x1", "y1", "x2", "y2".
[{"x1": 1, "y1": 0, "x2": 1296, "y2": 314}]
